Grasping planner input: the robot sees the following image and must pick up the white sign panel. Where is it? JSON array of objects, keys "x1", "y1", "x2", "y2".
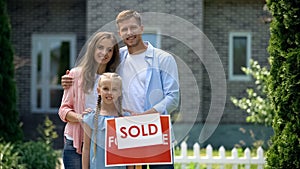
[{"x1": 115, "y1": 113, "x2": 163, "y2": 149}]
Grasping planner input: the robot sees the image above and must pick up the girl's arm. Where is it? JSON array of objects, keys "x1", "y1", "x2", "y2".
[{"x1": 82, "y1": 123, "x2": 91, "y2": 169}]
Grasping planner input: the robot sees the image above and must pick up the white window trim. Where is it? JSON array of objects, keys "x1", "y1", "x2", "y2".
[
  {"x1": 143, "y1": 27, "x2": 161, "y2": 48},
  {"x1": 228, "y1": 32, "x2": 251, "y2": 81},
  {"x1": 31, "y1": 34, "x2": 76, "y2": 113}
]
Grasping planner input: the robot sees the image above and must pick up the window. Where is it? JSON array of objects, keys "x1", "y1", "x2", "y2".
[
  {"x1": 229, "y1": 32, "x2": 251, "y2": 81},
  {"x1": 31, "y1": 34, "x2": 76, "y2": 113},
  {"x1": 142, "y1": 28, "x2": 161, "y2": 48}
]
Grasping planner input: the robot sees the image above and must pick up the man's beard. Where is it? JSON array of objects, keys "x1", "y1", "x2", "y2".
[{"x1": 125, "y1": 36, "x2": 141, "y2": 48}]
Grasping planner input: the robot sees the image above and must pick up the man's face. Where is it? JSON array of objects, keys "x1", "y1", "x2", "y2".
[{"x1": 118, "y1": 17, "x2": 143, "y2": 47}]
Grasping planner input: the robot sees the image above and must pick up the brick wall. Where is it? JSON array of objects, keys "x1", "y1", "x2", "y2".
[
  {"x1": 203, "y1": 0, "x2": 270, "y2": 123},
  {"x1": 86, "y1": 0, "x2": 205, "y2": 123},
  {"x1": 7, "y1": 0, "x2": 86, "y2": 148},
  {"x1": 7, "y1": 0, "x2": 270, "y2": 149}
]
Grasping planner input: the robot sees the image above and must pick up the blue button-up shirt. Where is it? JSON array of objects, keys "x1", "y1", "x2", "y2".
[{"x1": 117, "y1": 42, "x2": 180, "y2": 115}]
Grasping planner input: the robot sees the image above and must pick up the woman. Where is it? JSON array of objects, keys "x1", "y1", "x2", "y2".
[{"x1": 58, "y1": 32, "x2": 120, "y2": 169}]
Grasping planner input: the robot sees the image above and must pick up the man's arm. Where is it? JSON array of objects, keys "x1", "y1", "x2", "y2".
[
  {"x1": 61, "y1": 70, "x2": 73, "y2": 89},
  {"x1": 145, "y1": 53, "x2": 180, "y2": 115}
]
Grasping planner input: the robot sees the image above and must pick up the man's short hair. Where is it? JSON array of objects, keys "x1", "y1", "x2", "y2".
[{"x1": 116, "y1": 10, "x2": 142, "y2": 26}]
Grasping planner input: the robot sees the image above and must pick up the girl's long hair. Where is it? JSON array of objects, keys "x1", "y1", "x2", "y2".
[{"x1": 76, "y1": 32, "x2": 120, "y2": 93}]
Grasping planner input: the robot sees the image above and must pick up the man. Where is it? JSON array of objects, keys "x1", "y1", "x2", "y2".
[{"x1": 62, "y1": 10, "x2": 180, "y2": 169}]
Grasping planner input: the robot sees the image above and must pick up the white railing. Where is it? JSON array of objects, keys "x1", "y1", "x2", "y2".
[
  {"x1": 58, "y1": 142, "x2": 265, "y2": 169},
  {"x1": 174, "y1": 141, "x2": 265, "y2": 169}
]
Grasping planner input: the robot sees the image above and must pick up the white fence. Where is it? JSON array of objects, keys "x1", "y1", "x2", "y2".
[
  {"x1": 58, "y1": 142, "x2": 265, "y2": 169},
  {"x1": 174, "y1": 141, "x2": 265, "y2": 169}
]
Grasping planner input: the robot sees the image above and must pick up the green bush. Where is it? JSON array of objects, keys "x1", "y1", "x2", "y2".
[
  {"x1": 231, "y1": 60, "x2": 274, "y2": 126},
  {"x1": 265, "y1": 0, "x2": 300, "y2": 168},
  {"x1": 0, "y1": 0, "x2": 23, "y2": 143},
  {"x1": 0, "y1": 116, "x2": 60, "y2": 169},
  {"x1": 37, "y1": 116, "x2": 58, "y2": 145},
  {"x1": 14, "y1": 116, "x2": 60, "y2": 169},
  {"x1": 16, "y1": 141, "x2": 59, "y2": 169},
  {"x1": 0, "y1": 141, "x2": 26, "y2": 169}
]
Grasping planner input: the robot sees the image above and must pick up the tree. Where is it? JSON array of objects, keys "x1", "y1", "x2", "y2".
[
  {"x1": 0, "y1": 0, "x2": 23, "y2": 142},
  {"x1": 231, "y1": 60, "x2": 274, "y2": 126},
  {"x1": 265, "y1": 0, "x2": 300, "y2": 168}
]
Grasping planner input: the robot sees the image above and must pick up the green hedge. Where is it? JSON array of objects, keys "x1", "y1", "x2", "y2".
[
  {"x1": 265, "y1": 0, "x2": 300, "y2": 168},
  {"x1": 0, "y1": 0, "x2": 23, "y2": 143}
]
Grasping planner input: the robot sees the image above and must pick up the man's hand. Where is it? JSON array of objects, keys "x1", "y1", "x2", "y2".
[{"x1": 61, "y1": 70, "x2": 73, "y2": 89}]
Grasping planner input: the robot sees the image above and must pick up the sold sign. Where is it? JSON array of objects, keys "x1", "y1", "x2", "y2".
[
  {"x1": 115, "y1": 113, "x2": 163, "y2": 149},
  {"x1": 105, "y1": 115, "x2": 172, "y2": 166}
]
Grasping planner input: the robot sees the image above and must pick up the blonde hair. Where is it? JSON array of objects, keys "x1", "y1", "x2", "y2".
[
  {"x1": 92, "y1": 72, "x2": 123, "y2": 159},
  {"x1": 77, "y1": 32, "x2": 120, "y2": 93},
  {"x1": 116, "y1": 10, "x2": 142, "y2": 27}
]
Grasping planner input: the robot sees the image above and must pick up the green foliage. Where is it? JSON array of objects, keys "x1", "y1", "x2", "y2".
[
  {"x1": 0, "y1": 0, "x2": 23, "y2": 142},
  {"x1": 15, "y1": 116, "x2": 60, "y2": 169},
  {"x1": 16, "y1": 141, "x2": 59, "y2": 169},
  {"x1": 37, "y1": 116, "x2": 58, "y2": 145},
  {"x1": 0, "y1": 141, "x2": 26, "y2": 169},
  {"x1": 1, "y1": 117, "x2": 60, "y2": 169},
  {"x1": 231, "y1": 60, "x2": 274, "y2": 126},
  {"x1": 265, "y1": 0, "x2": 300, "y2": 168}
]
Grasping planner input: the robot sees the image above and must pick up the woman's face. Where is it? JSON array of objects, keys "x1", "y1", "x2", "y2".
[{"x1": 94, "y1": 38, "x2": 114, "y2": 65}]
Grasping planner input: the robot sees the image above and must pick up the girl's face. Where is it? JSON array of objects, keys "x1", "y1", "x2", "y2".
[
  {"x1": 97, "y1": 78, "x2": 121, "y2": 104},
  {"x1": 94, "y1": 38, "x2": 114, "y2": 65}
]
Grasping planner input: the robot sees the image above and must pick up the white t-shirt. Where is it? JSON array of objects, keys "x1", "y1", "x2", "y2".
[
  {"x1": 85, "y1": 74, "x2": 101, "y2": 111},
  {"x1": 121, "y1": 52, "x2": 147, "y2": 113}
]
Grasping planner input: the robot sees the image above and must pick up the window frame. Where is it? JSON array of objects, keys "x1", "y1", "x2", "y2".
[
  {"x1": 31, "y1": 34, "x2": 76, "y2": 113},
  {"x1": 142, "y1": 27, "x2": 161, "y2": 48},
  {"x1": 228, "y1": 32, "x2": 251, "y2": 81}
]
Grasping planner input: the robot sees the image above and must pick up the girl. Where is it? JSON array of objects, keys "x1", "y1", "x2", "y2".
[
  {"x1": 58, "y1": 32, "x2": 120, "y2": 169},
  {"x1": 82, "y1": 73, "x2": 126, "y2": 169}
]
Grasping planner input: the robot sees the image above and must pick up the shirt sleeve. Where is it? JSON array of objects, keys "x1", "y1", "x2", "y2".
[
  {"x1": 82, "y1": 110, "x2": 95, "y2": 129},
  {"x1": 153, "y1": 53, "x2": 180, "y2": 115},
  {"x1": 58, "y1": 70, "x2": 76, "y2": 122}
]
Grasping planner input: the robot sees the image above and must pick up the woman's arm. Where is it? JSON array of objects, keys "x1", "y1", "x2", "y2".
[
  {"x1": 82, "y1": 123, "x2": 91, "y2": 169},
  {"x1": 65, "y1": 111, "x2": 83, "y2": 123}
]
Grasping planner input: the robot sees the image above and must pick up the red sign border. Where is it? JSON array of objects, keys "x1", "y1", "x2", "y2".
[{"x1": 105, "y1": 115, "x2": 173, "y2": 166}]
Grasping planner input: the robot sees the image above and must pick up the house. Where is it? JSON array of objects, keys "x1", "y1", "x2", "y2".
[{"x1": 8, "y1": 0, "x2": 273, "y2": 149}]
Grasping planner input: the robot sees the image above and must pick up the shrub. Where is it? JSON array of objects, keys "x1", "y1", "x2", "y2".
[
  {"x1": 16, "y1": 141, "x2": 59, "y2": 169},
  {"x1": 11, "y1": 116, "x2": 60, "y2": 169},
  {"x1": 265, "y1": 0, "x2": 300, "y2": 168},
  {"x1": 0, "y1": 141, "x2": 25, "y2": 169},
  {"x1": 0, "y1": 0, "x2": 23, "y2": 143},
  {"x1": 231, "y1": 60, "x2": 274, "y2": 126}
]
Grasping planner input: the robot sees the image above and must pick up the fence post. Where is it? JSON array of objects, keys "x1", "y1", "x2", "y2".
[
  {"x1": 244, "y1": 148, "x2": 251, "y2": 169},
  {"x1": 193, "y1": 143, "x2": 200, "y2": 169},
  {"x1": 206, "y1": 144, "x2": 212, "y2": 169},
  {"x1": 231, "y1": 147, "x2": 238, "y2": 169},
  {"x1": 219, "y1": 146, "x2": 225, "y2": 169},
  {"x1": 181, "y1": 141, "x2": 187, "y2": 169},
  {"x1": 257, "y1": 146, "x2": 264, "y2": 169}
]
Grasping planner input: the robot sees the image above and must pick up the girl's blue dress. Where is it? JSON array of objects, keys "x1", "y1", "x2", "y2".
[{"x1": 83, "y1": 111, "x2": 126, "y2": 169}]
